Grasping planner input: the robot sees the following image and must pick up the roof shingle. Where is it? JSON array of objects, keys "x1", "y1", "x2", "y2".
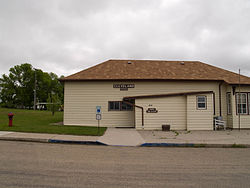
[{"x1": 62, "y1": 59, "x2": 250, "y2": 84}]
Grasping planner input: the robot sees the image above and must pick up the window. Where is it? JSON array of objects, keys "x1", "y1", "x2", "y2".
[
  {"x1": 249, "y1": 93, "x2": 250, "y2": 114},
  {"x1": 121, "y1": 101, "x2": 133, "y2": 110},
  {"x1": 108, "y1": 100, "x2": 134, "y2": 111},
  {"x1": 197, "y1": 96, "x2": 207, "y2": 110},
  {"x1": 226, "y1": 93, "x2": 232, "y2": 115},
  {"x1": 236, "y1": 93, "x2": 247, "y2": 114},
  {"x1": 109, "y1": 101, "x2": 120, "y2": 111}
]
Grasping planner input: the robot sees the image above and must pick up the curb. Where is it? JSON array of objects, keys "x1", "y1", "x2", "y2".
[
  {"x1": 141, "y1": 143, "x2": 195, "y2": 147},
  {"x1": 48, "y1": 139, "x2": 107, "y2": 145},
  {"x1": 1, "y1": 137, "x2": 250, "y2": 148},
  {"x1": 0, "y1": 137, "x2": 48, "y2": 143},
  {"x1": 0, "y1": 137, "x2": 107, "y2": 146},
  {"x1": 140, "y1": 143, "x2": 250, "y2": 148}
]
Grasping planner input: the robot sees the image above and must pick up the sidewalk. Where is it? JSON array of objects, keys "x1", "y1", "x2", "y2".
[
  {"x1": 0, "y1": 131, "x2": 103, "y2": 145},
  {"x1": 1, "y1": 129, "x2": 250, "y2": 147},
  {"x1": 138, "y1": 130, "x2": 250, "y2": 147}
]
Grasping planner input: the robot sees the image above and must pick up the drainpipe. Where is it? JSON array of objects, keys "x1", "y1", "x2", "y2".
[
  {"x1": 123, "y1": 100, "x2": 144, "y2": 128},
  {"x1": 213, "y1": 92, "x2": 215, "y2": 115},
  {"x1": 136, "y1": 105, "x2": 144, "y2": 128},
  {"x1": 219, "y1": 82, "x2": 223, "y2": 117}
]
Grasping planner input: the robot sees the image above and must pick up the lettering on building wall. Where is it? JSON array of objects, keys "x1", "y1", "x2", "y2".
[
  {"x1": 113, "y1": 84, "x2": 135, "y2": 91},
  {"x1": 146, "y1": 108, "x2": 158, "y2": 113}
]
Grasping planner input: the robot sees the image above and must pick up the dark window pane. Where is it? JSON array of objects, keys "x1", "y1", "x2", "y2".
[
  {"x1": 198, "y1": 103, "x2": 205, "y2": 108},
  {"x1": 198, "y1": 97, "x2": 205, "y2": 102},
  {"x1": 243, "y1": 104, "x2": 247, "y2": 113},
  {"x1": 127, "y1": 104, "x2": 133, "y2": 110},
  {"x1": 114, "y1": 102, "x2": 120, "y2": 110},
  {"x1": 109, "y1": 102, "x2": 114, "y2": 110},
  {"x1": 121, "y1": 102, "x2": 133, "y2": 111},
  {"x1": 109, "y1": 101, "x2": 120, "y2": 111},
  {"x1": 121, "y1": 102, "x2": 127, "y2": 110},
  {"x1": 238, "y1": 104, "x2": 241, "y2": 114}
]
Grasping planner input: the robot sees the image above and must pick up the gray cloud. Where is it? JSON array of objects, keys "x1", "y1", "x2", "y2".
[{"x1": 0, "y1": 0, "x2": 250, "y2": 77}]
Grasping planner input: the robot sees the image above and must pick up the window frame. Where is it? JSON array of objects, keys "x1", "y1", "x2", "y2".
[
  {"x1": 108, "y1": 101, "x2": 134, "y2": 111},
  {"x1": 236, "y1": 93, "x2": 248, "y2": 115},
  {"x1": 196, "y1": 95, "x2": 207, "y2": 110},
  {"x1": 226, "y1": 92, "x2": 232, "y2": 115}
]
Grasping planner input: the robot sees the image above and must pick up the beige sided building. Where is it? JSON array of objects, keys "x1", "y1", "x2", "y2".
[{"x1": 61, "y1": 60, "x2": 250, "y2": 130}]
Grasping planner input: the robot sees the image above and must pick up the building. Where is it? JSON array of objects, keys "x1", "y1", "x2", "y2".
[{"x1": 61, "y1": 60, "x2": 250, "y2": 130}]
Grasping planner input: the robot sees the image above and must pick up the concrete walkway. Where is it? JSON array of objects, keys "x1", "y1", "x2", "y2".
[
  {"x1": 98, "y1": 128, "x2": 145, "y2": 146},
  {"x1": 0, "y1": 131, "x2": 12, "y2": 136},
  {"x1": 138, "y1": 129, "x2": 250, "y2": 146}
]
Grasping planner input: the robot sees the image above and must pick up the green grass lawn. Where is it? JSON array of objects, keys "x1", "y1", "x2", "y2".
[{"x1": 0, "y1": 108, "x2": 106, "y2": 136}]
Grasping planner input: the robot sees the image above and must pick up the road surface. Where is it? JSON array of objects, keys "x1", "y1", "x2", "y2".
[{"x1": 0, "y1": 141, "x2": 250, "y2": 188}]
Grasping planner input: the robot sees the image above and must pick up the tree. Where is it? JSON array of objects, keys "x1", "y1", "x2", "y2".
[
  {"x1": 0, "y1": 74, "x2": 16, "y2": 108},
  {"x1": 47, "y1": 93, "x2": 61, "y2": 115},
  {"x1": 0, "y1": 63, "x2": 64, "y2": 109},
  {"x1": 0, "y1": 64, "x2": 34, "y2": 108}
]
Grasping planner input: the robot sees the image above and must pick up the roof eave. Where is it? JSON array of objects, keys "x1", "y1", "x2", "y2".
[
  {"x1": 60, "y1": 78, "x2": 226, "y2": 82},
  {"x1": 124, "y1": 91, "x2": 214, "y2": 100},
  {"x1": 229, "y1": 83, "x2": 250, "y2": 86}
]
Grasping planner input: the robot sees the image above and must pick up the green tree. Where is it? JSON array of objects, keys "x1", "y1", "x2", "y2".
[
  {"x1": 0, "y1": 63, "x2": 64, "y2": 109},
  {"x1": 0, "y1": 64, "x2": 34, "y2": 108},
  {"x1": 0, "y1": 74, "x2": 16, "y2": 108},
  {"x1": 47, "y1": 93, "x2": 61, "y2": 115}
]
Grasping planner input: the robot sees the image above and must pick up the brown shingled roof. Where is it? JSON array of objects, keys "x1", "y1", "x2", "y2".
[{"x1": 62, "y1": 59, "x2": 250, "y2": 84}]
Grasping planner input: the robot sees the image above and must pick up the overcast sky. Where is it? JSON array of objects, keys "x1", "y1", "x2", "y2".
[{"x1": 0, "y1": 0, "x2": 250, "y2": 77}]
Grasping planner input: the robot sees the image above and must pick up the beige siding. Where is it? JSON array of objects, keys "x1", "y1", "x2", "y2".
[
  {"x1": 64, "y1": 82, "x2": 135, "y2": 127},
  {"x1": 135, "y1": 96, "x2": 186, "y2": 130},
  {"x1": 187, "y1": 94, "x2": 214, "y2": 130},
  {"x1": 64, "y1": 81, "x2": 221, "y2": 128}
]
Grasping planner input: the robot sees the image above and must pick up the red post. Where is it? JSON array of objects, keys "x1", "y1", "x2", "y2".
[{"x1": 8, "y1": 113, "x2": 14, "y2": 127}]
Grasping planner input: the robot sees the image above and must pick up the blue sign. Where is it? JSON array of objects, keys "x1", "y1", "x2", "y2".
[{"x1": 96, "y1": 106, "x2": 101, "y2": 114}]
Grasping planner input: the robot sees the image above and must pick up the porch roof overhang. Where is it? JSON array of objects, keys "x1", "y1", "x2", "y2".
[{"x1": 123, "y1": 91, "x2": 214, "y2": 100}]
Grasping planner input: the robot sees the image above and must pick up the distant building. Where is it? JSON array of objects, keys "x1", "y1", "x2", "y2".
[{"x1": 61, "y1": 60, "x2": 250, "y2": 130}]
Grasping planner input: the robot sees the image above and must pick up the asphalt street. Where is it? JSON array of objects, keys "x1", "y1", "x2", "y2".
[{"x1": 0, "y1": 141, "x2": 250, "y2": 188}]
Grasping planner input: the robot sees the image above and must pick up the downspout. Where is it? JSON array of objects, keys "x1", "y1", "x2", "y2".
[
  {"x1": 213, "y1": 92, "x2": 215, "y2": 115},
  {"x1": 213, "y1": 91, "x2": 216, "y2": 131},
  {"x1": 219, "y1": 82, "x2": 223, "y2": 117},
  {"x1": 136, "y1": 105, "x2": 144, "y2": 128},
  {"x1": 123, "y1": 100, "x2": 144, "y2": 128}
]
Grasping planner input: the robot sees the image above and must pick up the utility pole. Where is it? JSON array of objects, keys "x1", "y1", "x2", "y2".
[
  {"x1": 238, "y1": 68, "x2": 241, "y2": 131},
  {"x1": 34, "y1": 69, "x2": 37, "y2": 110}
]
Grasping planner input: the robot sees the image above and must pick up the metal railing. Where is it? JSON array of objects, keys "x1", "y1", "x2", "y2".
[{"x1": 214, "y1": 119, "x2": 226, "y2": 130}]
